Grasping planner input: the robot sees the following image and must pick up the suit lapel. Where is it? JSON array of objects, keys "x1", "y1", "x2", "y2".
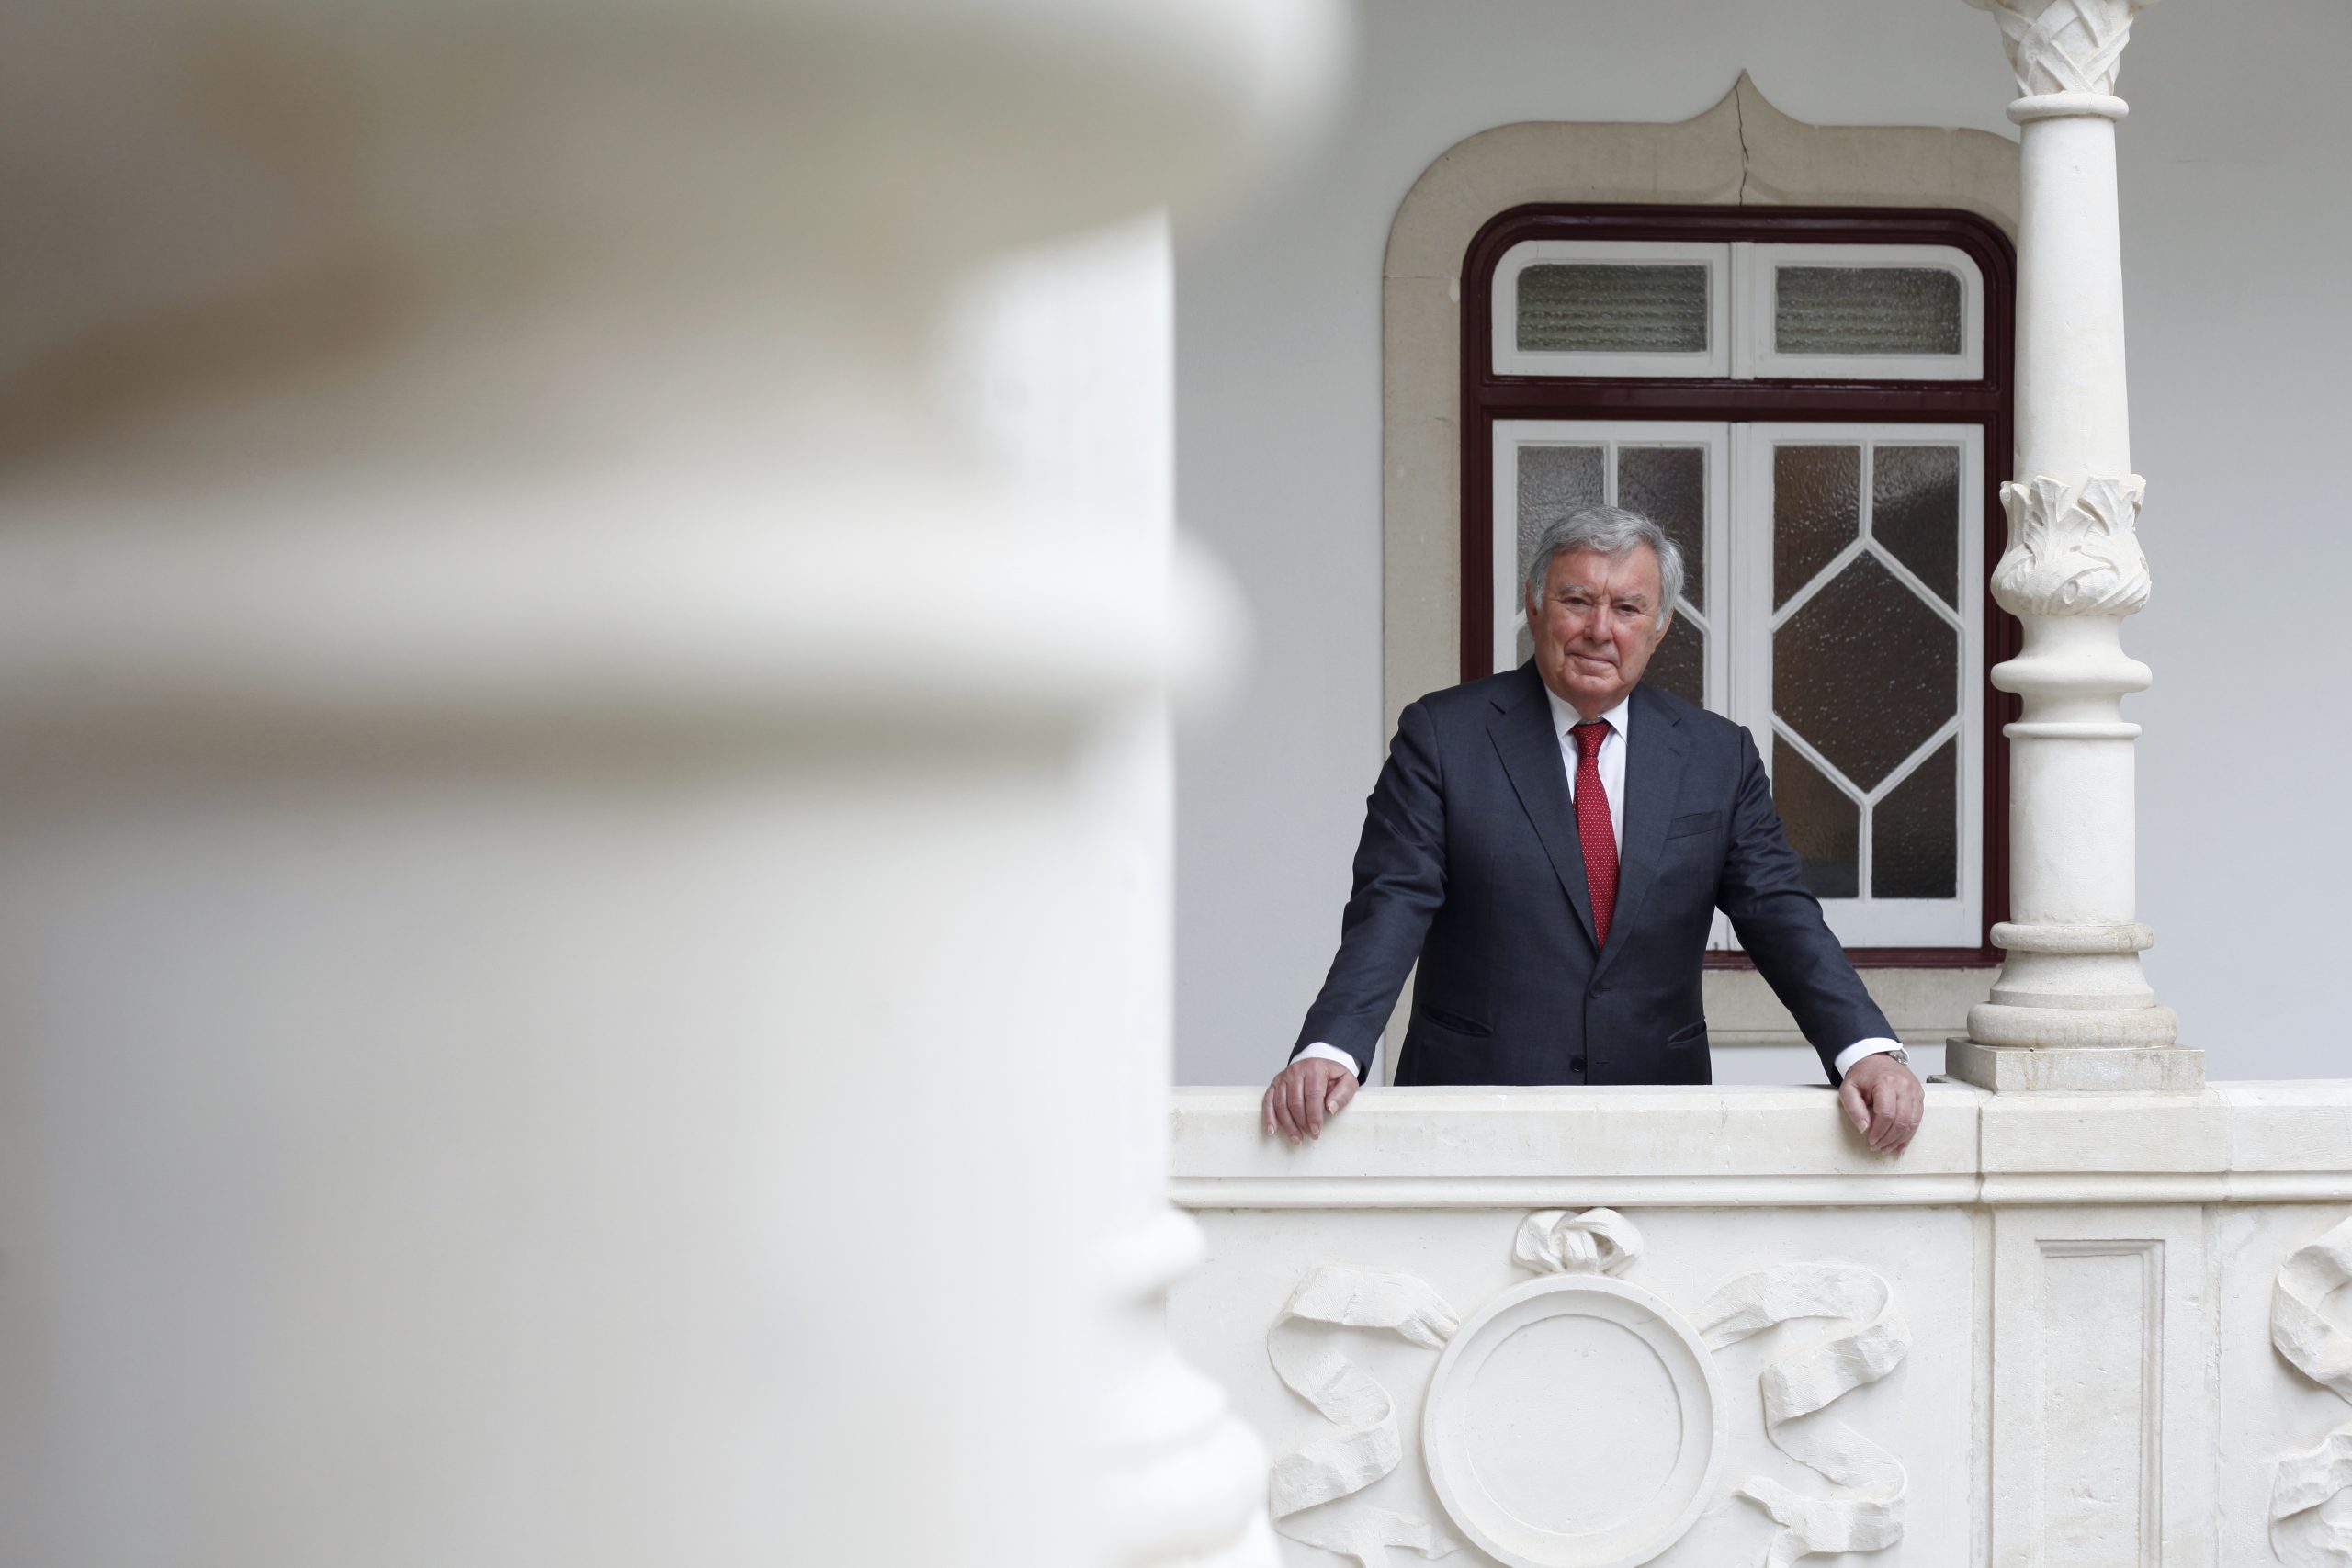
[
  {"x1": 1487, "y1": 665, "x2": 1600, "y2": 952},
  {"x1": 1595, "y1": 682, "x2": 1690, "y2": 978}
]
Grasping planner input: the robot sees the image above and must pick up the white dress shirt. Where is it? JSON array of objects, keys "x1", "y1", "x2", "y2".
[{"x1": 1296, "y1": 684, "x2": 1899, "y2": 1080}]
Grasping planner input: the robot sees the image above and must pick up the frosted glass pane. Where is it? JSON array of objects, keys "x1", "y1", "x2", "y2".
[
  {"x1": 1775, "y1": 266, "x2": 1964, "y2": 355},
  {"x1": 1519, "y1": 265, "x2": 1708, "y2": 354},
  {"x1": 1874, "y1": 737, "x2": 1958, "y2": 899},
  {"x1": 1645, "y1": 621, "x2": 1703, "y2": 708},
  {"x1": 1773, "y1": 739, "x2": 1857, "y2": 899},
  {"x1": 1773, "y1": 446, "x2": 1860, "y2": 608},
  {"x1": 1517, "y1": 445, "x2": 1606, "y2": 592},
  {"x1": 1617, "y1": 446, "x2": 1706, "y2": 604},
  {"x1": 1872, "y1": 445, "x2": 1962, "y2": 608},
  {"x1": 1774, "y1": 554, "x2": 1958, "y2": 791}
]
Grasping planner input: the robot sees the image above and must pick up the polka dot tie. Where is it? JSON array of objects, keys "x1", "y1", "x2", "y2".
[{"x1": 1570, "y1": 721, "x2": 1619, "y2": 947}]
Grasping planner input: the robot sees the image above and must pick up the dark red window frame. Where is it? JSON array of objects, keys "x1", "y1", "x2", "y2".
[{"x1": 1460, "y1": 204, "x2": 2017, "y2": 968}]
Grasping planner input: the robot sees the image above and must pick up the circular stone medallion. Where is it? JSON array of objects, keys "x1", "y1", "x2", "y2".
[{"x1": 1422, "y1": 1274, "x2": 1724, "y2": 1568}]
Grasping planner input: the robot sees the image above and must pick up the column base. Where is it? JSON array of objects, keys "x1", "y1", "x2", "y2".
[
  {"x1": 1968, "y1": 999, "x2": 2178, "y2": 1049},
  {"x1": 1945, "y1": 1038, "x2": 2205, "y2": 1094}
]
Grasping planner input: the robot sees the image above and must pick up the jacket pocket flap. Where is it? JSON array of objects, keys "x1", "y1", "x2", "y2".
[{"x1": 1416, "y1": 1000, "x2": 1493, "y2": 1037}]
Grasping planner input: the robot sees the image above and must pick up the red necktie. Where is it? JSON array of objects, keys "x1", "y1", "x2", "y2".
[{"x1": 1570, "y1": 721, "x2": 1619, "y2": 947}]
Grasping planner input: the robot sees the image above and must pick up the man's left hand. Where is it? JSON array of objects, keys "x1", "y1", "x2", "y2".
[{"x1": 1839, "y1": 1054, "x2": 1925, "y2": 1155}]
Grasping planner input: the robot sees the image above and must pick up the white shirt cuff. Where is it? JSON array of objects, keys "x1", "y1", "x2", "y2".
[
  {"x1": 1833, "y1": 1037, "x2": 1905, "y2": 1077},
  {"x1": 1295, "y1": 1042, "x2": 1363, "y2": 1078}
]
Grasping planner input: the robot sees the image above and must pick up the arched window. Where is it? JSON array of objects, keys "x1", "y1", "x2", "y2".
[{"x1": 1461, "y1": 206, "x2": 2015, "y2": 962}]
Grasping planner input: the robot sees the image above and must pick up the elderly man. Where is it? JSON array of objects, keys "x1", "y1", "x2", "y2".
[{"x1": 1264, "y1": 505, "x2": 1925, "y2": 1153}]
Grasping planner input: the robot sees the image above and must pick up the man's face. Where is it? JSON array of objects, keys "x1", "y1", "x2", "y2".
[{"x1": 1526, "y1": 545, "x2": 1672, "y2": 717}]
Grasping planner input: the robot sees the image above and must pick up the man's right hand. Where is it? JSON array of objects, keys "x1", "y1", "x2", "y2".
[{"x1": 1262, "y1": 1056, "x2": 1359, "y2": 1144}]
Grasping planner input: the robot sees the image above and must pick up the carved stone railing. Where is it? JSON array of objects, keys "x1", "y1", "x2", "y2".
[{"x1": 1171, "y1": 1083, "x2": 2352, "y2": 1567}]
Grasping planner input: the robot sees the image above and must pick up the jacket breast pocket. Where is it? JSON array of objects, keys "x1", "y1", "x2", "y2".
[{"x1": 1668, "y1": 811, "x2": 1723, "y2": 840}]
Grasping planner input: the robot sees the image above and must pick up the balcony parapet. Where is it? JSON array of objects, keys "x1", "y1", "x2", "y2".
[
  {"x1": 1171, "y1": 1080, "x2": 2352, "y2": 1565},
  {"x1": 1175, "y1": 1081, "x2": 2352, "y2": 1209}
]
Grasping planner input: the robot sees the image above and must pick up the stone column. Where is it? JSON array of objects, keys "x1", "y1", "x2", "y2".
[
  {"x1": 0, "y1": 3, "x2": 1336, "y2": 1564},
  {"x1": 1948, "y1": 0, "x2": 2199, "y2": 1092}
]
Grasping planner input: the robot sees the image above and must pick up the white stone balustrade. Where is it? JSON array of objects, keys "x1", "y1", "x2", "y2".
[{"x1": 1172, "y1": 1084, "x2": 2352, "y2": 1568}]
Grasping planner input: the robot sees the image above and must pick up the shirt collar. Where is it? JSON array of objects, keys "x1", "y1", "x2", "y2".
[{"x1": 1543, "y1": 683, "x2": 1634, "y2": 747}]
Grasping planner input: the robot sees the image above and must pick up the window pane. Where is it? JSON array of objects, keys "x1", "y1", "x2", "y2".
[
  {"x1": 1774, "y1": 554, "x2": 1958, "y2": 792},
  {"x1": 1874, "y1": 737, "x2": 1958, "y2": 899},
  {"x1": 1517, "y1": 445, "x2": 1607, "y2": 593},
  {"x1": 1871, "y1": 445, "x2": 1962, "y2": 608},
  {"x1": 1519, "y1": 265, "x2": 1709, "y2": 354},
  {"x1": 1645, "y1": 621, "x2": 1703, "y2": 708},
  {"x1": 1773, "y1": 739, "x2": 1858, "y2": 899},
  {"x1": 1617, "y1": 446, "x2": 1706, "y2": 604},
  {"x1": 1774, "y1": 266, "x2": 1964, "y2": 355},
  {"x1": 1773, "y1": 445, "x2": 1860, "y2": 608}
]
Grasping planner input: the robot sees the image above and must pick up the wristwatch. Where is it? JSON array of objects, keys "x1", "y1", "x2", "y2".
[{"x1": 1882, "y1": 1046, "x2": 1912, "y2": 1067}]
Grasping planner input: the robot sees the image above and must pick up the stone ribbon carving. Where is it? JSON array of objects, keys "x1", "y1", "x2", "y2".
[
  {"x1": 1511, "y1": 1206, "x2": 1643, "y2": 1277},
  {"x1": 2268, "y1": 1215, "x2": 2352, "y2": 1564},
  {"x1": 1699, "y1": 1264, "x2": 1912, "y2": 1568},
  {"x1": 1990, "y1": 473, "x2": 2152, "y2": 617},
  {"x1": 1962, "y1": 0, "x2": 2152, "y2": 99},
  {"x1": 1268, "y1": 1267, "x2": 1464, "y2": 1567}
]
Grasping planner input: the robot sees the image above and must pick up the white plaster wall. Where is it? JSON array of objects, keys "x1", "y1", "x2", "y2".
[{"x1": 1174, "y1": 0, "x2": 2352, "y2": 1084}]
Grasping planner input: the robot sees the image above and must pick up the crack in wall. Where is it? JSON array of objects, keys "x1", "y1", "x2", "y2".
[{"x1": 1735, "y1": 85, "x2": 1751, "y2": 204}]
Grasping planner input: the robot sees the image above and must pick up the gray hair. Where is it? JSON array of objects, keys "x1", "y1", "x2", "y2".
[{"x1": 1522, "y1": 505, "x2": 1685, "y2": 628}]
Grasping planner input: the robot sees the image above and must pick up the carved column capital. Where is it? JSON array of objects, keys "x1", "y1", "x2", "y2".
[
  {"x1": 1962, "y1": 0, "x2": 2154, "y2": 98},
  {"x1": 1991, "y1": 474, "x2": 2150, "y2": 617}
]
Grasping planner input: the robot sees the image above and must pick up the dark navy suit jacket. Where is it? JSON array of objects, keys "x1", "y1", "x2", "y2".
[{"x1": 1292, "y1": 665, "x2": 1893, "y2": 1087}]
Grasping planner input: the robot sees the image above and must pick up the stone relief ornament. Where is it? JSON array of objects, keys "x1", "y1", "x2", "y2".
[
  {"x1": 1511, "y1": 1206, "x2": 1643, "y2": 1278},
  {"x1": 1990, "y1": 473, "x2": 2152, "y2": 617},
  {"x1": 1698, "y1": 1267, "x2": 1912, "y2": 1568},
  {"x1": 1268, "y1": 1265, "x2": 1464, "y2": 1567},
  {"x1": 1962, "y1": 0, "x2": 2154, "y2": 100},
  {"x1": 2268, "y1": 1214, "x2": 2352, "y2": 1565},
  {"x1": 1265, "y1": 1211, "x2": 1912, "y2": 1568}
]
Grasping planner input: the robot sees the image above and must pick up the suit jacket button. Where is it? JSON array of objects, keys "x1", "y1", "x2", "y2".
[
  {"x1": 1569, "y1": 1055, "x2": 1587, "y2": 1076},
  {"x1": 1589, "y1": 980, "x2": 1607, "y2": 997}
]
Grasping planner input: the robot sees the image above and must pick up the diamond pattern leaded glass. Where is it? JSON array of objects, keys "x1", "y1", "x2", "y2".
[
  {"x1": 1519, "y1": 265, "x2": 1709, "y2": 355},
  {"x1": 1517, "y1": 445, "x2": 1606, "y2": 594},
  {"x1": 1645, "y1": 621, "x2": 1703, "y2": 708},
  {"x1": 1774, "y1": 553, "x2": 1956, "y2": 794},
  {"x1": 1768, "y1": 435, "x2": 1969, "y2": 911},
  {"x1": 1617, "y1": 446, "x2": 1706, "y2": 605},
  {"x1": 1873, "y1": 736, "x2": 1957, "y2": 898},
  {"x1": 1773, "y1": 446, "x2": 1860, "y2": 608},
  {"x1": 1871, "y1": 446, "x2": 1962, "y2": 608},
  {"x1": 1773, "y1": 739, "x2": 1859, "y2": 899}
]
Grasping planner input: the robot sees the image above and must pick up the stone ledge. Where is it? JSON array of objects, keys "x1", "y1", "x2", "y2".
[{"x1": 1172, "y1": 1081, "x2": 2352, "y2": 1208}]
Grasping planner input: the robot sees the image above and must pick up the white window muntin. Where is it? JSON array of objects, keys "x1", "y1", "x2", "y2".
[
  {"x1": 1492, "y1": 241, "x2": 1732, "y2": 378},
  {"x1": 1736, "y1": 243, "x2": 1984, "y2": 382},
  {"x1": 1732, "y1": 423, "x2": 1984, "y2": 948},
  {"x1": 1492, "y1": 420, "x2": 1729, "y2": 702}
]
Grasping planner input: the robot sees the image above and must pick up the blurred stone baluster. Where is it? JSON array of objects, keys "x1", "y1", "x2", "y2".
[{"x1": 0, "y1": 3, "x2": 1338, "y2": 1564}]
